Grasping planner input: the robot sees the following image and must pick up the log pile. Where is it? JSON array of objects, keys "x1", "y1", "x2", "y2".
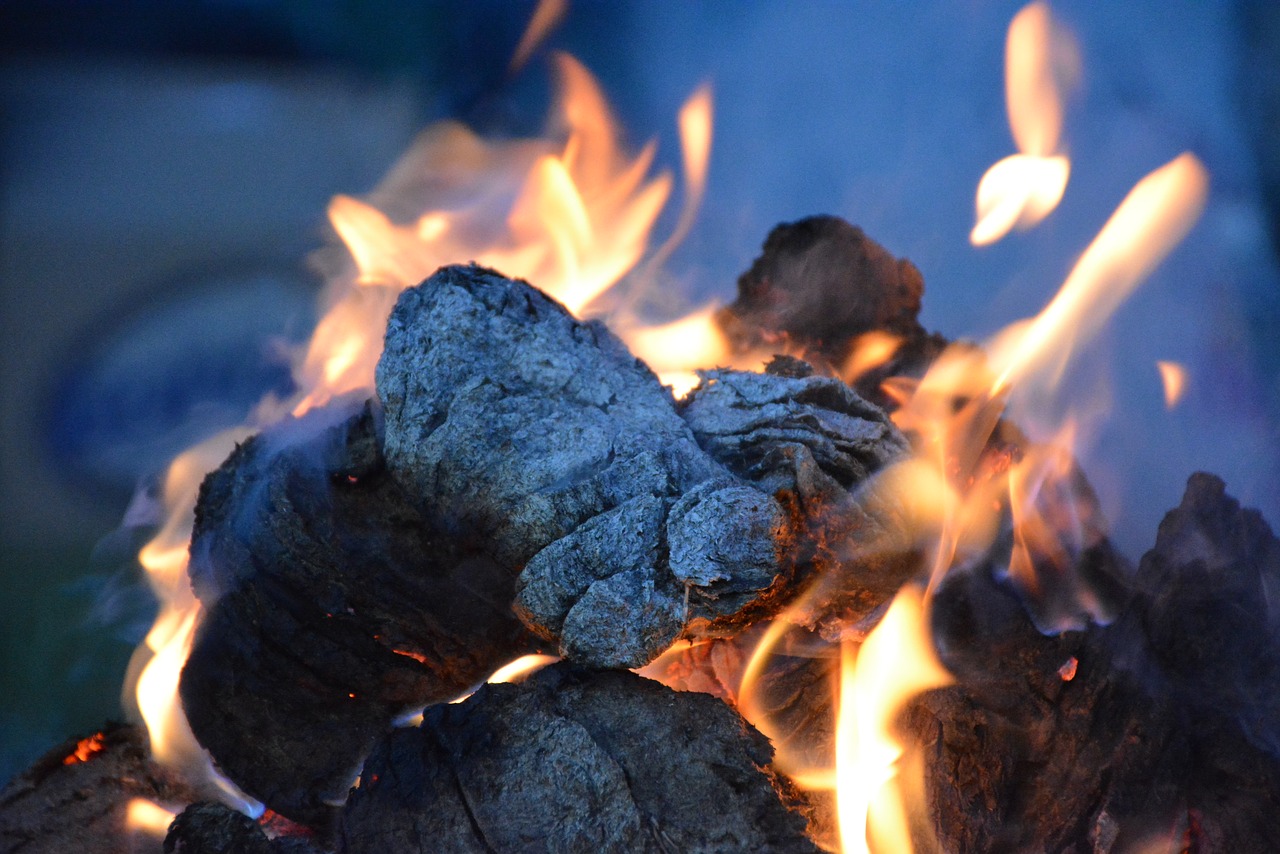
[{"x1": 4, "y1": 217, "x2": 1280, "y2": 853}]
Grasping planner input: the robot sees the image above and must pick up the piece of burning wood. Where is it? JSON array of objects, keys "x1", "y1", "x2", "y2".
[
  {"x1": 0, "y1": 722, "x2": 198, "y2": 854},
  {"x1": 907, "y1": 473, "x2": 1280, "y2": 853},
  {"x1": 182, "y1": 399, "x2": 540, "y2": 826},
  {"x1": 716, "y1": 215, "x2": 948, "y2": 406},
  {"x1": 164, "y1": 802, "x2": 325, "y2": 854},
  {"x1": 375, "y1": 264, "x2": 905, "y2": 668},
  {"x1": 338, "y1": 662, "x2": 820, "y2": 853}
]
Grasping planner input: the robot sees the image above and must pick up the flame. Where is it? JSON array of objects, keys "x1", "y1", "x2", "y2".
[
  {"x1": 1157, "y1": 360, "x2": 1187, "y2": 409},
  {"x1": 126, "y1": 40, "x2": 713, "y2": 811},
  {"x1": 487, "y1": 653, "x2": 560, "y2": 684},
  {"x1": 622, "y1": 305, "x2": 730, "y2": 396},
  {"x1": 986, "y1": 153, "x2": 1208, "y2": 394},
  {"x1": 125, "y1": 798, "x2": 177, "y2": 837},
  {"x1": 509, "y1": 0, "x2": 568, "y2": 74},
  {"x1": 971, "y1": 1, "x2": 1077, "y2": 245},
  {"x1": 841, "y1": 331, "x2": 903, "y2": 385},
  {"x1": 836, "y1": 587, "x2": 953, "y2": 854}
]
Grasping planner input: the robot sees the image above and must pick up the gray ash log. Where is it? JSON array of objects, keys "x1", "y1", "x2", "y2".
[
  {"x1": 907, "y1": 473, "x2": 1280, "y2": 853},
  {"x1": 716, "y1": 215, "x2": 948, "y2": 407},
  {"x1": 182, "y1": 398, "x2": 540, "y2": 827},
  {"x1": 376, "y1": 264, "x2": 908, "y2": 666},
  {"x1": 339, "y1": 662, "x2": 820, "y2": 853},
  {"x1": 0, "y1": 722, "x2": 199, "y2": 854}
]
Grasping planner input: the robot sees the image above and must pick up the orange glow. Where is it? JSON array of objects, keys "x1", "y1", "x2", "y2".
[
  {"x1": 622, "y1": 306, "x2": 731, "y2": 396},
  {"x1": 835, "y1": 587, "x2": 952, "y2": 854},
  {"x1": 487, "y1": 653, "x2": 560, "y2": 683},
  {"x1": 62, "y1": 732, "x2": 106, "y2": 765},
  {"x1": 509, "y1": 0, "x2": 568, "y2": 73},
  {"x1": 125, "y1": 798, "x2": 177, "y2": 836},
  {"x1": 841, "y1": 331, "x2": 903, "y2": 385},
  {"x1": 971, "y1": 1, "x2": 1077, "y2": 246},
  {"x1": 1157, "y1": 360, "x2": 1187, "y2": 409}
]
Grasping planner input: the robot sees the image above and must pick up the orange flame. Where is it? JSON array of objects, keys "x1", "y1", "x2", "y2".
[
  {"x1": 509, "y1": 0, "x2": 569, "y2": 74},
  {"x1": 1156, "y1": 360, "x2": 1187, "y2": 409},
  {"x1": 836, "y1": 587, "x2": 952, "y2": 854},
  {"x1": 971, "y1": 1, "x2": 1077, "y2": 246}
]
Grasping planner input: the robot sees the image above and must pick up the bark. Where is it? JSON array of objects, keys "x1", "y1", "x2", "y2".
[{"x1": 338, "y1": 663, "x2": 820, "y2": 854}]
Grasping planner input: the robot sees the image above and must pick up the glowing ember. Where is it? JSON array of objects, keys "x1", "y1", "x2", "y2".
[
  {"x1": 61, "y1": 732, "x2": 106, "y2": 766},
  {"x1": 970, "y1": 1, "x2": 1077, "y2": 246},
  {"x1": 1157, "y1": 360, "x2": 1188, "y2": 409}
]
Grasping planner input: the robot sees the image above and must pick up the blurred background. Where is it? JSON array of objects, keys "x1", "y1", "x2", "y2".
[{"x1": 2, "y1": 0, "x2": 1277, "y2": 783}]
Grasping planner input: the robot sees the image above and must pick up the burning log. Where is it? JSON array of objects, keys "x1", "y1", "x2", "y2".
[
  {"x1": 338, "y1": 662, "x2": 820, "y2": 853},
  {"x1": 180, "y1": 263, "x2": 911, "y2": 824},
  {"x1": 163, "y1": 802, "x2": 322, "y2": 854},
  {"x1": 908, "y1": 473, "x2": 1280, "y2": 852},
  {"x1": 0, "y1": 722, "x2": 197, "y2": 853},
  {"x1": 182, "y1": 399, "x2": 540, "y2": 825},
  {"x1": 716, "y1": 215, "x2": 948, "y2": 406},
  {"x1": 375, "y1": 263, "x2": 907, "y2": 664}
]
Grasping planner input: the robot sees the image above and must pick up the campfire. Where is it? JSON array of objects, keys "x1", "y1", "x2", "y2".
[{"x1": 4, "y1": 3, "x2": 1278, "y2": 852}]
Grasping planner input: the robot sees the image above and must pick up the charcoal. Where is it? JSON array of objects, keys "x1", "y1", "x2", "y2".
[
  {"x1": 165, "y1": 802, "x2": 271, "y2": 854},
  {"x1": 182, "y1": 398, "x2": 539, "y2": 826},
  {"x1": 717, "y1": 215, "x2": 948, "y2": 406},
  {"x1": 339, "y1": 663, "x2": 820, "y2": 853},
  {"x1": 0, "y1": 722, "x2": 198, "y2": 854}
]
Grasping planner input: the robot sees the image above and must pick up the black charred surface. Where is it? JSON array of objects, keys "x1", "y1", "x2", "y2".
[
  {"x1": 182, "y1": 399, "x2": 539, "y2": 827},
  {"x1": 0, "y1": 722, "x2": 199, "y2": 854},
  {"x1": 377, "y1": 264, "x2": 815, "y2": 668},
  {"x1": 906, "y1": 474, "x2": 1280, "y2": 853},
  {"x1": 339, "y1": 663, "x2": 820, "y2": 854},
  {"x1": 165, "y1": 802, "x2": 271, "y2": 854},
  {"x1": 717, "y1": 215, "x2": 948, "y2": 407}
]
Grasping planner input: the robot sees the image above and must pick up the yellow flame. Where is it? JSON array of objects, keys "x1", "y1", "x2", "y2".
[
  {"x1": 487, "y1": 653, "x2": 560, "y2": 684},
  {"x1": 1156, "y1": 360, "x2": 1187, "y2": 409},
  {"x1": 622, "y1": 305, "x2": 730, "y2": 396},
  {"x1": 987, "y1": 153, "x2": 1209, "y2": 394},
  {"x1": 971, "y1": 1, "x2": 1077, "y2": 245},
  {"x1": 836, "y1": 586, "x2": 953, "y2": 854},
  {"x1": 125, "y1": 798, "x2": 177, "y2": 836}
]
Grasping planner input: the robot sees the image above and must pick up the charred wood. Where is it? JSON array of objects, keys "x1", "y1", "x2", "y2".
[
  {"x1": 376, "y1": 264, "x2": 906, "y2": 666},
  {"x1": 339, "y1": 662, "x2": 820, "y2": 853},
  {"x1": 0, "y1": 722, "x2": 198, "y2": 854},
  {"x1": 164, "y1": 802, "x2": 325, "y2": 854},
  {"x1": 908, "y1": 473, "x2": 1280, "y2": 853},
  {"x1": 182, "y1": 399, "x2": 539, "y2": 826},
  {"x1": 716, "y1": 215, "x2": 948, "y2": 407}
]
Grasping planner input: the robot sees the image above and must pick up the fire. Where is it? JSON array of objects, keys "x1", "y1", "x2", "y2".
[
  {"x1": 1157, "y1": 360, "x2": 1187, "y2": 408},
  {"x1": 970, "y1": 1, "x2": 1077, "y2": 246},
  {"x1": 125, "y1": 798, "x2": 177, "y2": 837},
  {"x1": 835, "y1": 587, "x2": 952, "y2": 854}
]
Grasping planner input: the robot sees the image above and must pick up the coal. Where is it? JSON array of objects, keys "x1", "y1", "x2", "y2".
[
  {"x1": 717, "y1": 215, "x2": 948, "y2": 407},
  {"x1": 339, "y1": 663, "x2": 820, "y2": 853},
  {"x1": 182, "y1": 398, "x2": 540, "y2": 826},
  {"x1": 906, "y1": 473, "x2": 1280, "y2": 853},
  {"x1": 0, "y1": 722, "x2": 199, "y2": 854}
]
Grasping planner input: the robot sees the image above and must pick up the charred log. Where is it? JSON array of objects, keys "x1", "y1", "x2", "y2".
[
  {"x1": 0, "y1": 722, "x2": 198, "y2": 854},
  {"x1": 339, "y1": 662, "x2": 820, "y2": 853},
  {"x1": 716, "y1": 215, "x2": 948, "y2": 407},
  {"x1": 164, "y1": 802, "x2": 324, "y2": 854},
  {"x1": 908, "y1": 473, "x2": 1280, "y2": 853},
  {"x1": 182, "y1": 399, "x2": 539, "y2": 826},
  {"x1": 376, "y1": 264, "x2": 907, "y2": 666}
]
